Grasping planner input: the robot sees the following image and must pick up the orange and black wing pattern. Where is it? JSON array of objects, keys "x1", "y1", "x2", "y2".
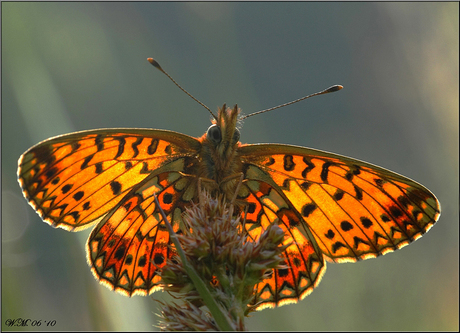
[
  {"x1": 238, "y1": 143, "x2": 440, "y2": 309},
  {"x1": 18, "y1": 128, "x2": 201, "y2": 294}
]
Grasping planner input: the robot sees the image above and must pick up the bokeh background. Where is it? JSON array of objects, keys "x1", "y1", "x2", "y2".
[{"x1": 2, "y1": 2, "x2": 458, "y2": 331}]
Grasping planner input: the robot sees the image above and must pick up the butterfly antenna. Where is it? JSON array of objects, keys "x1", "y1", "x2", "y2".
[
  {"x1": 241, "y1": 85, "x2": 343, "y2": 120},
  {"x1": 148, "y1": 58, "x2": 217, "y2": 120}
]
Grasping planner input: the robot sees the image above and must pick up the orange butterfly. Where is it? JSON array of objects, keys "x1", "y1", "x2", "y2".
[{"x1": 18, "y1": 59, "x2": 440, "y2": 310}]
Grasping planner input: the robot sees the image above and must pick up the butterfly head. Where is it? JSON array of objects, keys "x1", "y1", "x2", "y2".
[
  {"x1": 205, "y1": 104, "x2": 241, "y2": 156},
  {"x1": 198, "y1": 104, "x2": 243, "y2": 185}
]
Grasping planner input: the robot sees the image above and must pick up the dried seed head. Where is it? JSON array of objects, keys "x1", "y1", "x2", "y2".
[
  {"x1": 157, "y1": 191, "x2": 287, "y2": 329},
  {"x1": 156, "y1": 301, "x2": 219, "y2": 331}
]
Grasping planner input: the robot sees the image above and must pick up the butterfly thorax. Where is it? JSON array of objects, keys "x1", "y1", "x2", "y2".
[{"x1": 196, "y1": 104, "x2": 243, "y2": 197}]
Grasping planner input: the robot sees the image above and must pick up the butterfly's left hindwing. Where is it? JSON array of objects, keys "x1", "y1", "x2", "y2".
[
  {"x1": 87, "y1": 169, "x2": 191, "y2": 296},
  {"x1": 239, "y1": 143, "x2": 440, "y2": 309},
  {"x1": 18, "y1": 129, "x2": 201, "y2": 231}
]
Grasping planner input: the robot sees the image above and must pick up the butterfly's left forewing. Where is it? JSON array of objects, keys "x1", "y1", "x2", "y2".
[
  {"x1": 239, "y1": 143, "x2": 440, "y2": 309},
  {"x1": 18, "y1": 129, "x2": 201, "y2": 231},
  {"x1": 18, "y1": 128, "x2": 202, "y2": 295}
]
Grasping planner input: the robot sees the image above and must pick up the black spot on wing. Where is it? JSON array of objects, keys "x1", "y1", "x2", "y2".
[
  {"x1": 95, "y1": 135, "x2": 104, "y2": 151},
  {"x1": 381, "y1": 214, "x2": 391, "y2": 222},
  {"x1": 61, "y1": 184, "x2": 73, "y2": 194},
  {"x1": 110, "y1": 181, "x2": 122, "y2": 195},
  {"x1": 283, "y1": 155, "x2": 295, "y2": 171},
  {"x1": 332, "y1": 241, "x2": 346, "y2": 253},
  {"x1": 131, "y1": 137, "x2": 143, "y2": 158},
  {"x1": 73, "y1": 191, "x2": 84, "y2": 201},
  {"x1": 360, "y1": 217, "x2": 373, "y2": 228},
  {"x1": 398, "y1": 196, "x2": 410, "y2": 209},
  {"x1": 247, "y1": 202, "x2": 256, "y2": 214},
  {"x1": 114, "y1": 137, "x2": 126, "y2": 159},
  {"x1": 334, "y1": 189, "x2": 344, "y2": 201},
  {"x1": 353, "y1": 236, "x2": 368, "y2": 249},
  {"x1": 266, "y1": 157, "x2": 275, "y2": 166},
  {"x1": 325, "y1": 229, "x2": 335, "y2": 239},
  {"x1": 114, "y1": 245, "x2": 126, "y2": 260},
  {"x1": 147, "y1": 139, "x2": 158, "y2": 155},
  {"x1": 81, "y1": 154, "x2": 94, "y2": 170},
  {"x1": 82, "y1": 202, "x2": 91, "y2": 210},
  {"x1": 163, "y1": 193, "x2": 173, "y2": 204},
  {"x1": 153, "y1": 253, "x2": 164, "y2": 265},
  {"x1": 340, "y1": 221, "x2": 353, "y2": 231},
  {"x1": 45, "y1": 168, "x2": 57, "y2": 179},
  {"x1": 302, "y1": 203, "x2": 317, "y2": 217},
  {"x1": 301, "y1": 157, "x2": 314, "y2": 178},
  {"x1": 95, "y1": 162, "x2": 103, "y2": 174},
  {"x1": 292, "y1": 257, "x2": 301, "y2": 267},
  {"x1": 277, "y1": 266, "x2": 289, "y2": 278},
  {"x1": 68, "y1": 211, "x2": 80, "y2": 222},
  {"x1": 71, "y1": 141, "x2": 81, "y2": 152},
  {"x1": 354, "y1": 184, "x2": 363, "y2": 200},
  {"x1": 140, "y1": 162, "x2": 151, "y2": 174},
  {"x1": 390, "y1": 206, "x2": 403, "y2": 218},
  {"x1": 138, "y1": 255, "x2": 147, "y2": 267},
  {"x1": 321, "y1": 161, "x2": 333, "y2": 182}
]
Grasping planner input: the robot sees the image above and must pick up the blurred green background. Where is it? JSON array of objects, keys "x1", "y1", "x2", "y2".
[{"x1": 2, "y1": 2, "x2": 458, "y2": 331}]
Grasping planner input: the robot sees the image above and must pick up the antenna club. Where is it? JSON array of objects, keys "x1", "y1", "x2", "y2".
[
  {"x1": 327, "y1": 85, "x2": 343, "y2": 92},
  {"x1": 241, "y1": 83, "x2": 344, "y2": 120},
  {"x1": 147, "y1": 58, "x2": 163, "y2": 72}
]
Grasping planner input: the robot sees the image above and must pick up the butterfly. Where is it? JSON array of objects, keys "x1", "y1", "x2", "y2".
[{"x1": 18, "y1": 58, "x2": 441, "y2": 310}]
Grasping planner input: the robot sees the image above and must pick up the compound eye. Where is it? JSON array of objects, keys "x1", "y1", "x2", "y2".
[
  {"x1": 207, "y1": 124, "x2": 222, "y2": 144},
  {"x1": 233, "y1": 128, "x2": 240, "y2": 144}
]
